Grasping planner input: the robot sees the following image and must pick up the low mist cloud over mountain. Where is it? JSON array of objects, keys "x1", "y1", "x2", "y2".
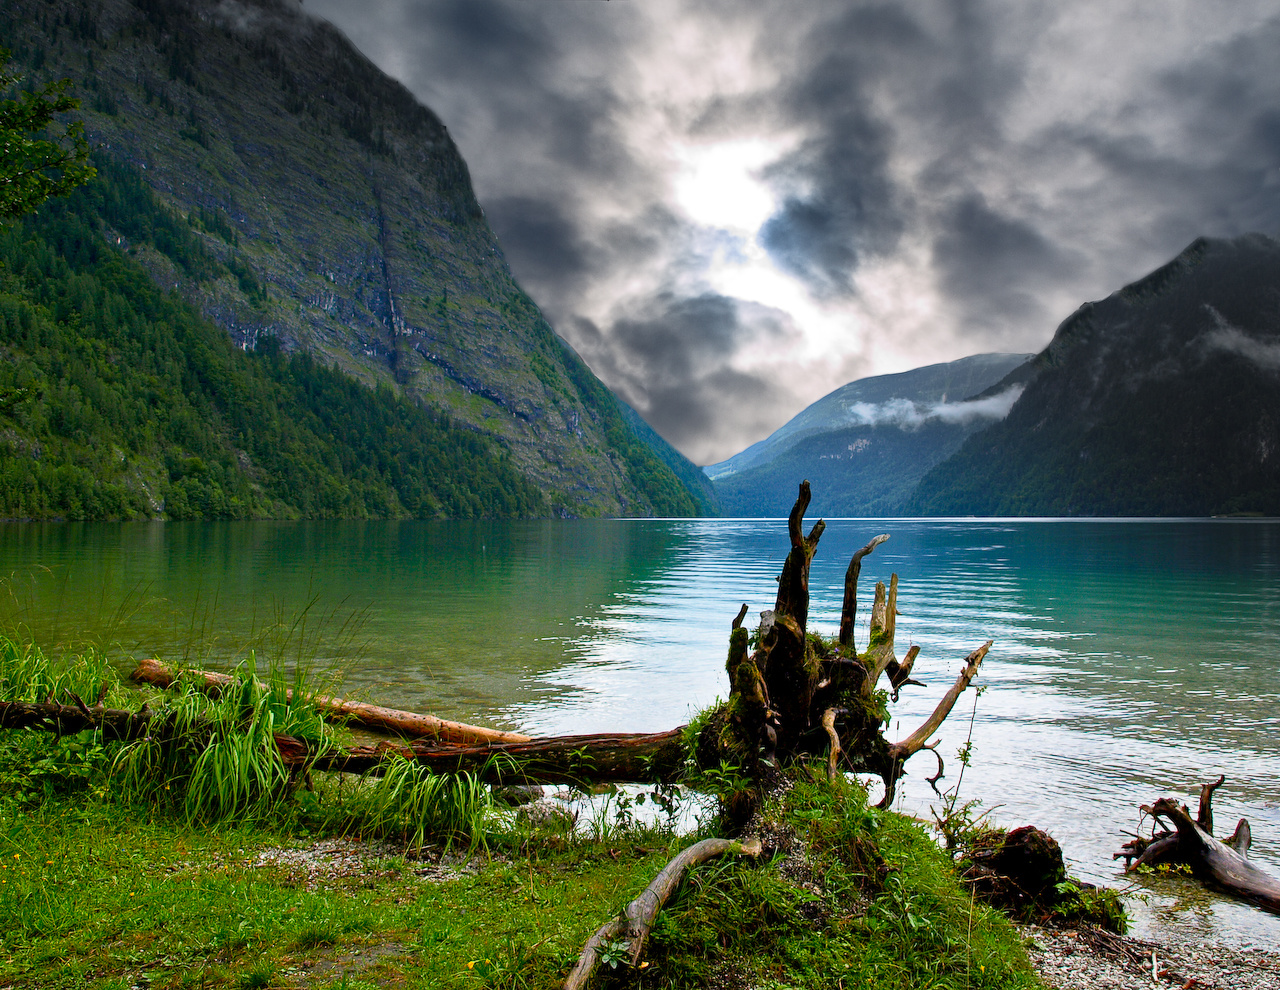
[
  {"x1": 707, "y1": 353, "x2": 1030, "y2": 517},
  {"x1": 910, "y1": 234, "x2": 1280, "y2": 517}
]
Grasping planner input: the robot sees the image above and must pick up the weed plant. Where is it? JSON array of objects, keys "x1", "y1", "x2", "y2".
[
  {"x1": 0, "y1": 635, "x2": 491, "y2": 846},
  {"x1": 108, "y1": 652, "x2": 336, "y2": 825},
  {"x1": 312, "y1": 753, "x2": 493, "y2": 853},
  {"x1": 0, "y1": 633, "x2": 128, "y2": 706},
  {"x1": 0, "y1": 635, "x2": 133, "y2": 805}
]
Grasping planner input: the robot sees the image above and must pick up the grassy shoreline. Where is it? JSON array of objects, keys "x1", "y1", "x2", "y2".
[
  {"x1": 0, "y1": 636, "x2": 1049, "y2": 989},
  {"x1": 0, "y1": 789, "x2": 1045, "y2": 989}
]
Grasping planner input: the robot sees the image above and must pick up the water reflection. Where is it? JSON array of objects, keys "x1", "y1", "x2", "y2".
[{"x1": 0, "y1": 517, "x2": 1277, "y2": 945}]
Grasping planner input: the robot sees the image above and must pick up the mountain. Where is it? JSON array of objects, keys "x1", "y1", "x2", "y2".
[
  {"x1": 706, "y1": 353, "x2": 1031, "y2": 517},
  {"x1": 908, "y1": 234, "x2": 1280, "y2": 516},
  {"x1": 2, "y1": 0, "x2": 705, "y2": 518}
]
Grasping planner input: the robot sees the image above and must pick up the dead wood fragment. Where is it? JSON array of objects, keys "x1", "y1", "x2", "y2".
[
  {"x1": 1197, "y1": 774, "x2": 1224, "y2": 834},
  {"x1": 1115, "y1": 778, "x2": 1280, "y2": 915},
  {"x1": 838, "y1": 533, "x2": 889, "y2": 648},
  {"x1": 564, "y1": 837, "x2": 763, "y2": 990},
  {"x1": 131, "y1": 657, "x2": 530, "y2": 746},
  {"x1": 885, "y1": 644, "x2": 923, "y2": 702},
  {"x1": 820, "y1": 708, "x2": 840, "y2": 782},
  {"x1": 1224, "y1": 818, "x2": 1252, "y2": 857}
]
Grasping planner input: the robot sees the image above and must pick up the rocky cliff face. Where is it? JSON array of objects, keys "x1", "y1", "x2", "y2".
[
  {"x1": 909, "y1": 234, "x2": 1280, "y2": 516},
  {"x1": 7, "y1": 0, "x2": 699, "y2": 516}
]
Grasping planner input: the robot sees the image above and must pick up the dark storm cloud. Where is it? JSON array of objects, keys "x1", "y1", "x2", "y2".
[
  {"x1": 931, "y1": 194, "x2": 1081, "y2": 327},
  {"x1": 753, "y1": 2, "x2": 1027, "y2": 298},
  {"x1": 1153, "y1": 15, "x2": 1280, "y2": 235},
  {"x1": 572, "y1": 293, "x2": 799, "y2": 459},
  {"x1": 483, "y1": 196, "x2": 594, "y2": 294},
  {"x1": 364, "y1": 0, "x2": 633, "y2": 178},
  {"x1": 754, "y1": 6, "x2": 917, "y2": 296}
]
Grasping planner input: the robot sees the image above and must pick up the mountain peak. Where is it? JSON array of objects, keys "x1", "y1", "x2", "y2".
[
  {"x1": 910, "y1": 232, "x2": 1280, "y2": 516},
  {"x1": 706, "y1": 352, "x2": 1031, "y2": 517}
]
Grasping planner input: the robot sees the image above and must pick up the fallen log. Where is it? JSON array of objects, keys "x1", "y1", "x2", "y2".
[
  {"x1": 0, "y1": 697, "x2": 685, "y2": 786},
  {"x1": 130, "y1": 657, "x2": 530, "y2": 746},
  {"x1": 1115, "y1": 777, "x2": 1280, "y2": 915},
  {"x1": 564, "y1": 836, "x2": 764, "y2": 990},
  {"x1": 0, "y1": 697, "x2": 158, "y2": 739}
]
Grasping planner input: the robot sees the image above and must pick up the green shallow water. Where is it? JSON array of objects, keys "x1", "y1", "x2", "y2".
[{"x1": 1, "y1": 517, "x2": 1277, "y2": 947}]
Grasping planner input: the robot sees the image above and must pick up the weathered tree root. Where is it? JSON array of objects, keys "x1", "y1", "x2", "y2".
[
  {"x1": 131, "y1": 657, "x2": 530, "y2": 746},
  {"x1": 715, "y1": 481, "x2": 991, "y2": 810},
  {"x1": 1114, "y1": 777, "x2": 1280, "y2": 914},
  {"x1": 564, "y1": 837, "x2": 763, "y2": 990}
]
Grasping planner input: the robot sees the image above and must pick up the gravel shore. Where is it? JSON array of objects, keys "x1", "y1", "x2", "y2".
[{"x1": 1023, "y1": 923, "x2": 1280, "y2": 990}]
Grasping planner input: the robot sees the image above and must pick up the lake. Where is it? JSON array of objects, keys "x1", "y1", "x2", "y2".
[{"x1": 2, "y1": 517, "x2": 1278, "y2": 947}]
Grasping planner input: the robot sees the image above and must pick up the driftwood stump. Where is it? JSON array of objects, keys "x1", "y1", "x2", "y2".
[{"x1": 705, "y1": 480, "x2": 991, "y2": 809}]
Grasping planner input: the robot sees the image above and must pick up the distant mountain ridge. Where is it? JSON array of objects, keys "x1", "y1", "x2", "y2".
[
  {"x1": 707, "y1": 353, "x2": 1031, "y2": 517},
  {"x1": 909, "y1": 233, "x2": 1280, "y2": 516},
  {"x1": 2, "y1": 0, "x2": 706, "y2": 517}
]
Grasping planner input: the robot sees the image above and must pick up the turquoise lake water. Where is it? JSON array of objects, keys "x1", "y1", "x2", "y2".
[{"x1": 2, "y1": 517, "x2": 1277, "y2": 946}]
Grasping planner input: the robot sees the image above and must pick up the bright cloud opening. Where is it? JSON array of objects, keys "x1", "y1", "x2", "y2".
[{"x1": 673, "y1": 139, "x2": 780, "y2": 232}]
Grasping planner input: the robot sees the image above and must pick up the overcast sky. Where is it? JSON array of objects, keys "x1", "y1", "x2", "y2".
[{"x1": 304, "y1": 0, "x2": 1280, "y2": 465}]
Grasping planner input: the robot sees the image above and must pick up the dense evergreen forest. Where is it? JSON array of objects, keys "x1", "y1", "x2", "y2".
[{"x1": 0, "y1": 157, "x2": 547, "y2": 520}]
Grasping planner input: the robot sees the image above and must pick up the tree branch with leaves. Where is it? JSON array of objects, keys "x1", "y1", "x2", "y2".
[{"x1": 0, "y1": 48, "x2": 95, "y2": 222}]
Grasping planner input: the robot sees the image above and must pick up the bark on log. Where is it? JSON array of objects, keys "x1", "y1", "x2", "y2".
[
  {"x1": 1115, "y1": 779, "x2": 1280, "y2": 915},
  {"x1": 0, "y1": 697, "x2": 158, "y2": 739},
  {"x1": 564, "y1": 837, "x2": 763, "y2": 990},
  {"x1": 131, "y1": 658, "x2": 530, "y2": 746},
  {"x1": 313, "y1": 728, "x2": 688, "y2": 785}
]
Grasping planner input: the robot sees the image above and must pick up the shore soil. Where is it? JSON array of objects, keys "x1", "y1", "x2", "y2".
[{"x1": 1022, "y1": 923, "x2": 1280, "y2": 990}]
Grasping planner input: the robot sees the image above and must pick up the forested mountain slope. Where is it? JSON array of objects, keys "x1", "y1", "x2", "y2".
[
  {"x1": 908, "y1": 234, "x2": 1280, "y2": 516},
  {"x1": 2, "y1": 0, "x2": 702, "y2": 517},
  {"x1": 0, "y1": 163, "x2": 545, "y2": 519}
]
